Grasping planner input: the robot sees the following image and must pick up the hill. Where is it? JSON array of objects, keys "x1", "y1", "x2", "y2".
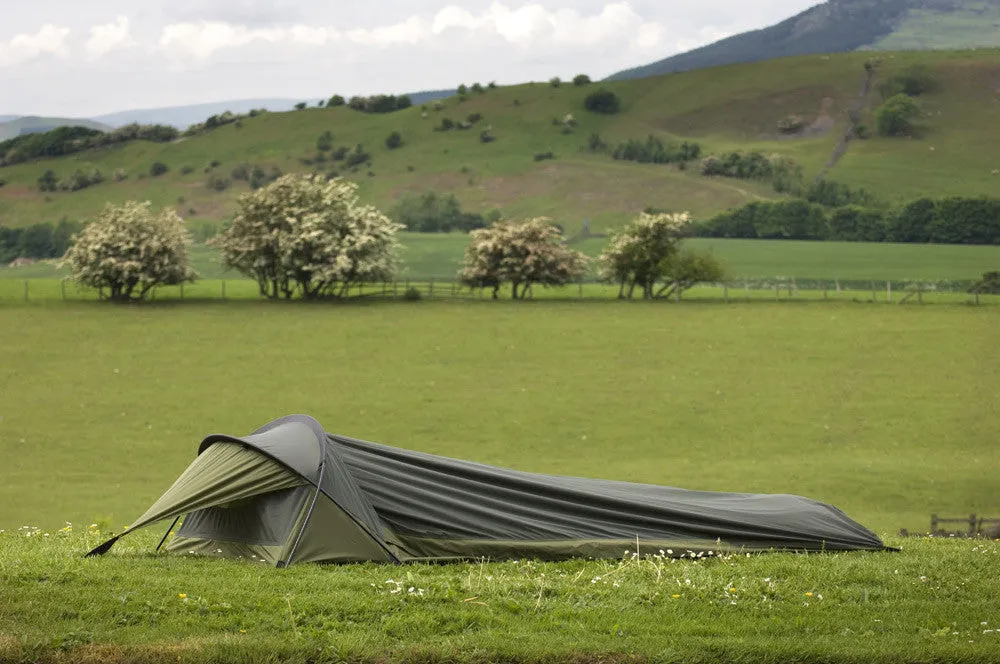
[
  {"x1": 607, "y1": 0, "x2": 1000, "y2": 82},
  {"x1": 0, "y1": 116, "x2": 111, "y2": 141},
  {"x1": 1, "y1": 50, "x2": 1000, "y2": 235},
  {"x1": 91, "y1": 90, "x2": 457, "y2": 129}
]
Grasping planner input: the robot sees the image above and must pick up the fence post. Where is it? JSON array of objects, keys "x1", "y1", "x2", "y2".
[
  {"x1": 930, "y1": 514, "x2": 938, "y2": 533},
  {"x1": 974, "y1": 290, "x2": 980, "y2": 306},
  {"x1": 222, "y1": 280, "x2": 226, "y2": 300},
  {"x1": 788, "y1": 279, "x2": 794, "y2": 298},
  {"x1": 835, "y1": 279, "x2": 841, "y2": 294},
  {"x1": 429, "y1": 278, "x2": 435, "y2": 298},
  {"x1": 969, "y1": 513, "x2": 977, "y2": 536},
  {"x1": 918, "y1": 284, "x2": 923, "y2": 304},
  {"x1": 887, "y1": 280, "x2": 892, "y2": 303},
  {"x1": 823, "y1": 281, "x2": 828, "y2": 300},
  {"x1": 24, "y1": 280, "x2": 28, "y2": 303},
  {"x1": 775, "y1": 283, "x2": 780, "y2": 301},
  {"x1": 723, "y1": 283, "x2": 729, "y2": 304},
  {"x1": 871, "y1": 281, "x2": 876, "y2": 302},
  {"x1": 744, "y1": 280, "x2": 750, "y2": 301}
]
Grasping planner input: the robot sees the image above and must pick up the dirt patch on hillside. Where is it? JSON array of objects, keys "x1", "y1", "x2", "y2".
[{"x1": 783, "y1": 96, "x2": 838, "y2": 139}]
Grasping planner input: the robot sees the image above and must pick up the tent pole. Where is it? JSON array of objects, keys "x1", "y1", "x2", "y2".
[
  {"x1": 280, "y1": 460, "x2": 328, "y2": 568},
  {"x1": 155, "y1": 516, "x2": 181, "y2": 552}
]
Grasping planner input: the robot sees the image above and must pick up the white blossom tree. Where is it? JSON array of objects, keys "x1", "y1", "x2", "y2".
[
  {"x1": 459, "y1": 218, "x2": 588, "y2": 299},
  {"x1": 210, "y1": 174, "x2": 403, "y2": 299},
  {"x1": 598, "y1": 211, "x2": 723, "y2": 299},
  {"x1": 61, "y1": 201, "x2": 196, "y2": 301}
]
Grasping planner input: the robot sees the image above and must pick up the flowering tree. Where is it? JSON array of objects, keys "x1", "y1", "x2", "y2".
[
  {"x1": 459, "y1": 218, "x2": 588, "y2": 299},
  {"x1": 598, "y1": 211, "x2": 723, "y2": 299},
  {"x1": 210, "y1": 174, "x2": 402, "y2": 299},
  {"x1": 61, "y1": 201, "x2": 196, "y2": 301}
]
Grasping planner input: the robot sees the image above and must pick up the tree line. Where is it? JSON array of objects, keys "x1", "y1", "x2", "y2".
[
  {"x1": 56, "y1": 174, "x2": 724, "y2": 302},
  {"x1": 695, "y1": 196, "x2": 1000, "y2": 245},
  {"x1": 0, "y1": 124, "x2": 179, "y2": 166}
]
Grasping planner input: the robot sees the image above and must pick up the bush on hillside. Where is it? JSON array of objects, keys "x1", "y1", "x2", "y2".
[
  {"x1": 479, "y1": 128, "x2": 495, "y2": 143},
  {"x1": 612, "y1": 136, "x2": 701, "y2": 165},
  {"x1": 0, "y1": 219, "x2": 84, "y2": 262},
  {"x1": 294, "y1": 102, "x2": 308, "y2": 110},
  {"x1": 249, "y1": 165, "x2": 283, "y2": 190},
  {"x1": 573, "y1": 74, "x2": 592, "y2": 86},
  {"x1": 878, "y1": 63, "x2": 938, "y2": 100},
  {"x1": 0, "y1": 124, "x2": 178, "y2": 166},
  {"x1": 437, "y1": 118, "x2": 455, "y2": 131},
  {"x1": 37, "y1": 169, "x2": 58, "y2": 192},
  {"x1": 211, "y1": 174, "x2": 402, "y2": 299},
  {"x1": 327, "y1": 95, "x2": 345, "y2": 107},
  {"x1": 206, "y1": 174, "x2": 231, "y2": 191},
  {"x1": 876, "y1": 94, "x2": 921, "y2": 137},
  {"x1": 113, "y1": 168, "x2": 127, "y2": 182},
  {"x1": 62, "y1": 201, "x2": 196, "y2": 301},
  {"x1": 231, "y1": 164, "x2": 250, "y2": 181},
  {"x1": 777, "y1": 115, "x2": 805, "y2": 134},
  {"x1": 534, "y1": 152, "x2": 555, "y2": 162},
  {"x1": 316, "y1": 131, "x2": 334, "y2": 152},
  {"x1": 58, "y1": 168, "x2": 104, "y2": 192},
  {"x1": 345, "y1": 94, "x2": 412, "y2": 114},
  {"x1": 385, "y1": 131, "x2": 404, "y2": 150},
  {"x1": 471, "y1": 83, "x2": 485, "y2": 94},
  {"x1": 344, "y1": 144, "x2": 371, "y2": 167},
  {"x1": 971, "y1": 271, "x2": 1000, "y2": 294},
  {"x1": 180, "y1": 165, "x2": 195, "y2": 175},
  {"x1": 150, "y1": 162, "x2": 169, "y2": 177},
  {"x1": 584, "y1": 89, "x2": 621, "y2": 114},
  {"x1": 394, "y1": 191, "x2": 488, "y2": 233}
]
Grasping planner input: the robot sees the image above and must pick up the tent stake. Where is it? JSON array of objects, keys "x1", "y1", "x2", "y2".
[{"x1": 155, "y1": 516, "x2": 181, "y2": 552}]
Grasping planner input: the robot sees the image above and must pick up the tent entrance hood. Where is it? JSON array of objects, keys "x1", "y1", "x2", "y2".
[{"x1": 87, "y1": 415, "x2": 889, "y2": 565}]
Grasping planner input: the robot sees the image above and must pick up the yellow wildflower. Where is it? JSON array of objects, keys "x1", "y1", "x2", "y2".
[
  {"x1": 805, "y1": 592, "x2": 814, "y2": 597},
  {"x1": 672, "y1": 594, "x2": 681, "y2": 598},
  {"x1": 178, "y1": 593, "x2": 187, "y2": 599}
]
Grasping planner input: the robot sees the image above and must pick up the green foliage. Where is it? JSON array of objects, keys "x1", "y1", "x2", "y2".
[
  {"x1": 971, "y1": 271, "x2": 1000, "y2": 294},
  {"x1": 206, "y1": 174, "x2": 230, "y2": 192},
  {"x1": 403, "y1": 286, "x2": 423, "y2": 300},
  {"x1": 327, "y1": 95, "x2": 345, "y2": 107},
  {"x1": 150, "y1": 162, "x2": 169, "y2": 177},
  {"x1": 584, "y1": 89, "x2": 620, "y2": 114},
  {"x1": 0, "y1": 219, "x2": 83, "y2": 261},
  {"x1": 344, "y1": 144, "x2": 371, "y2": 167},
  {"x1": 394, "y1": 191, "x2": 488, "y2": 233},
  {"x1": 878, "y1": 63, "x2": 938, "y2": 100},
  {"x1": 467, "y1": 113, "x2": 483, "y2": 124},
  {"x1": 611, "y1": 136, "x2": 701, "y2": 164},
  {"x1": 437, "y1": 117, "x2": 455, "y2": 131},
  {"x1": 698, "y1": 200, "x2": 830, "y2": 240},
  {"x1": 803, "y1": 179, "x2": 880, "y2": 208},
  {"x1": 479, "y1": 128, "x2": 495, "y2": 143},
  {"x1": 57, "y1": 168, "x2": 104, "y2": 192},
  {"x1": 876, "y1": 94, "x2": 921, "y2": 137},
  {"x1": 385, "y1": 131, "x2": 404, "y2": 150},
  {"x1": 180, "y1": 165, "x2": 195, "y2": 175},
  {"x1": 294, "y1": 102, "x2": 307, "y2": 111},
  {"x1": 587, "y1": 132, "x2": 609, "y2": 153},
  {"x1": 249, "y1": 165, "x2": 283, "y2": 190},
  {"x1": 316, "y1": 131, "x2": 334, "y2": 152},
  {"x1": 37, "y1": 169, "x2": 58, "y2": 192},
  {"x1": 347, "y1": 94, "x2": 412, "y2": 114},
  {"x1": 549, "y1": 77, "x2": 562, "y2": 88},
  {"x1": 471, "y1": 83, "x2": 485, "y2": 94},
  {"x1": 457, "y1": 84, "x2": 468, "y2": 95},
  {"x1": 0, "y1": 123, "x2": 177, "y2": 166},
  {"x1": 827, "y1": 205, "x2": 886, "y2": 242},
  {"x1": 573, "y1": 74, "x2": 592, "y2": 86},
  {"x1": 230, "y1": 163, "x2": 250, "y2": 181},
  {"x1": 534, "y1": 151, "x2": 555, "y2": 162}
]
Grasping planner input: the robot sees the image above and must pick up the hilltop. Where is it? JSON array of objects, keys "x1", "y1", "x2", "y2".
[
  {"x1": 1, "y1": 49, "x2": 1000, "y2": 234},
  {"x1": 0, "y1": 116, "x2": 111, "y2": 141},
  {"x1": 609, "y1": 0, "x2": 1000, "y2": 81}
]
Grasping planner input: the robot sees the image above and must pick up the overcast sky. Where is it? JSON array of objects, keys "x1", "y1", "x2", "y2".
[{"x1": 1, "y1": 1, "x2": 819, "y2": 117}]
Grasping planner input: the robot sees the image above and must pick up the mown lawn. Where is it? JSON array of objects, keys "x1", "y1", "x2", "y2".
[{"x1": 0, "y1": 531, "x2": 997, "y2": 663}]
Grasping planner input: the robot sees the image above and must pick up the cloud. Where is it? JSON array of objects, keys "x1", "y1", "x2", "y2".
[
  {"x1": 85, "y1": 16, "x2": 136, "y2": 58},
  {"x1": 0, "y1": 23, "x2": 71, "y2": 66},
  {"x1": 155, "y1": 2, "x2": 668, "y2": 60}
]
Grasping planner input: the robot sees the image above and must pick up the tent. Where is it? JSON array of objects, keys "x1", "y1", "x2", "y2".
[{"x1": 87, "y1": 415, "x2": 887, "y2": 565}]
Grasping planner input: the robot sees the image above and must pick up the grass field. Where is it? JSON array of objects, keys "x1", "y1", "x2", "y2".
[
  {"x1": 2, "y1": 300, "x2": 998, "y2": 662},
  {"x1": 1, "y1": 531, "x2": 998, "y2": 664},
  {"x1": 3, "y1": 50, "x2": 1000, "y2": 232},
  {"x1": 2, "y1": 234, "x2": 999, "y2": 283}
]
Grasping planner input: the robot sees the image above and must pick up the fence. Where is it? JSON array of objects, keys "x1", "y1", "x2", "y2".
[{"x1": 2, "y1": 276, "x2": 998, "y2": 305}]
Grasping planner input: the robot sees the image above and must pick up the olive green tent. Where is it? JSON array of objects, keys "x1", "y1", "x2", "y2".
[{"x1": 87, "y1": 415, "x2": 887, "y2": 565}]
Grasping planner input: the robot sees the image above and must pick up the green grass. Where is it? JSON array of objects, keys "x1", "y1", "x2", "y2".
[
  {"x1": 1, "y1": 302, "x2": 997, "y2": 534},
  {"x1": 2, "y1": 235, "x2": 999, "y2": 283},
  {"x1": 2, "y1": 50, "x2": 1000, "y2": 232},
  {"x1": 872, "y1": 3, "x2": 1000, "y2": 50},
  {"x1": 1, "y1": 530, "x2": 999, "y2": 664}
]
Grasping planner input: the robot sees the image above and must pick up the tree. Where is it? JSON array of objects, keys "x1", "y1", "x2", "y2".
[
  {"x1": 598, "y1": 211, "x2": 723, "y2": 299},
  {"x1": 471, "y1": 82, "x2": 484, "y2": 93},
  {"x1": 573, "y1": 74, "x2": 592, "y2": 86},
  {"x1": 210, "y1": 174, "x2": 402, "y2": 299},
  {"x1": 394, "y1": 191, "x2": 486, "y2": 232},
  {"x1": 150, "y1": 162, "x2": 169, "y2": 177},
  {"x1": 294, "y1": 102, "x2": 308, "y2": 110},
  {"x1": 584, "y1": 89, "x2": 621, "y2": 114},
  {"x1": 459, "y1": 218, "x2": 588, "y2": 299},
  {"x1": 61, "y1": 201, "x2": 196, "y2": 301},
  {"x1": 457, "y1": 84, "x2": 468, "y2": 95},
  {"x1": 37, "y1": 169, "x2": 58, "y2": 192},
  {"x1": 385, "y1": 131, "x2": 404, "y2": 150},
  {"x1": 876, "y1": 94, "x2": 920, "y2": 137},
  {"x1": 328, "y1": 95, "x2": 345, "y2": 107}
]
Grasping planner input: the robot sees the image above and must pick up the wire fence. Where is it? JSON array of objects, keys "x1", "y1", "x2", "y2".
[{"x1": 1, "y1": 276, "x2": 997, "y2": 306}]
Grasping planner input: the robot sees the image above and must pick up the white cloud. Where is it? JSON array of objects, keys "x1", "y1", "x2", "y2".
[
  {"x1": 0, "y1": 23, "x2": 71, "y2": 66},
  {"x1": 155, "y1": 2, "x2": 668, "y2": 61},
  {"x1": 85, "y1": 16, "x2": 136, "y2": 58}
]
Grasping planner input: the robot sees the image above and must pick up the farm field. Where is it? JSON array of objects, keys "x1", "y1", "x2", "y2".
[
  {"x1": 1, "y1": 301, "x2": 998, "y2": 663},
  {"x1": 2, "y1": 234, "x2": 1000, "y2": 283}
]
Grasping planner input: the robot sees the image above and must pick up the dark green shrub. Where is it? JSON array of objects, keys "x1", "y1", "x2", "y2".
[
  {"x1": 150, "y1": 162, "x2": 169, "y2": 177},
  {"x1": 294, "y1": 102, "x2": 307, "y2": 110},
  {"x1": 549, "y1": 77, "x2": 562, "y2": 88},
  {"x1": 327, "y1": 95, "x2": 345, "y2": 107},
  {"x1": 467, "y1": 113, "x2": 483, "y2": 124},
  {"x1": 534, "y1": 151, "x2": 555, "y2": 162},
  {"x1": 331, "y1": 146, "x2": 349, "y2": 161},
  {"x1": 573, "y1": 74, "x2": 591, "y2": 86},
  {"x1": 480, "y1": 129, "x2": 495, "y2": 143},
  {"x1": 403, "y1": 286, "x2": 422, "y2": 301},
  {"x1": 777, "y1": 115, "x2": 805, "y2": 134},
  {"x1": 393, "y1": 191, "x2": 488, "y2": 233},
  {"x1": 180, "y1": 165, "x2": 195, "y2": 175},
  {"x1": 438, "y1": 118, "x2": 455, "y2": 131},
  {"x1": 471, "y1": 83, "x2": 484, "y2": 94},
  {"x1": 37, "y1": 169, "x2": 58, "y2": 192},
  {"x1": 584, "y1": 89, "x2": 620, "y2": 114},
  {"x1": 344, "y1": 144, "x2": 370, "y2": 167},
  {"x1": 876, "y1": 94, "x2": 921, "y2": 137},
  {"x1": 878, "y1": 63, "x2": 938, "y2": 100},
  {"x1": 457, "y1": 84, "x2": 468, "y2": 95},
  {"x1": 207, "y1": 175, "x2": 230, "y2": 191},
  {"x1": 231, "y1": 163, "x2": 250, "y2": 181},
  {"x1": 385, "y1": 131, "x2": 404, "y2": 150},
  {"x1": 612, "y1": 136, "x2": 701, "y2": 164},
  {"x1": 316, "y1": 131, "x2": 334, "y2": 151}
]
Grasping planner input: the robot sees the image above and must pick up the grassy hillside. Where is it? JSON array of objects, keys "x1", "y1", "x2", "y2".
[
  {"x1": 1, "y1": 50, "x2": 1000, "y2": 236},
  {"x1": 872, "y1": 2, "x2": 1000, "y2": 50},
  {"x1": 0, "y1": 116, "x2": 111, "y2": 141}
]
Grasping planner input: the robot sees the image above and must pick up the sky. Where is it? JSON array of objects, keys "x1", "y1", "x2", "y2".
[{"x1": 1, "y1": 0, "x2": 820, "y2": 117}]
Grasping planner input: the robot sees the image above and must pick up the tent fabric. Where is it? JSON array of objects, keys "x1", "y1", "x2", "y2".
[{"x1": 87, "y1": 415, "x2": 887, "y2": 565}]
